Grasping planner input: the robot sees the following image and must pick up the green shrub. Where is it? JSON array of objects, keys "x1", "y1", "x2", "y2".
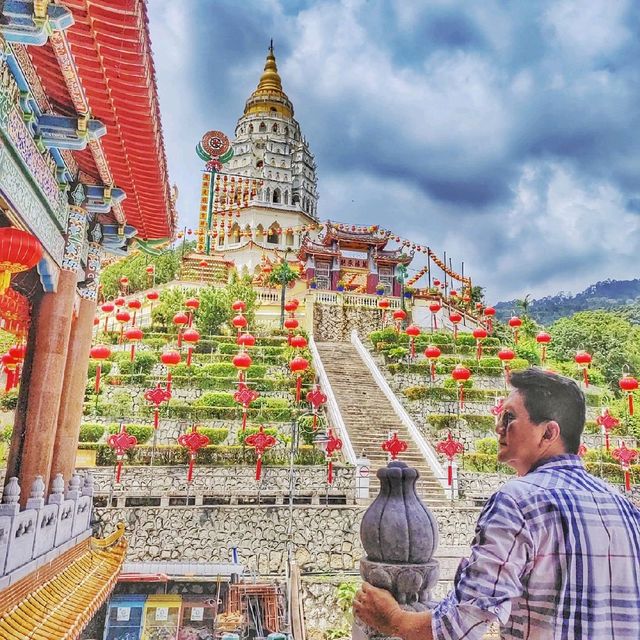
[
  {"x1": 114, "y1": 351, "x2": 157, "y2": 383},
  {"x1": 0, "y1": 424, "x2": 12, "y2": 443},
  {"x1": 88, "y1": 360, "x2": 113, "y2": 378},
  {"x1": 403, "y1": 386, "x2": 499, "y2": 402},
  {"x1": 197, "y1": 427, "x2": 229, "y2": 444},
  {"x1": 79, "y1": 423, "x2": 104, "y2": 443},
  {"x1": 107, "y1": 423, "x2": 154, "y2": 444},
  {"x1": 474, "y1": 437, "x2": 498, "y2": 455},
  {"x1": 193, "y1": 392, "x2": 236, "y2": 408},
  {"x1": 0, "y1": 389, "x2": 19, "y2": 411},
  {"x1": 236, "y1": 425, "x2": 281, "y2": 444},
  {"x1": 464, "y1": 415, "x2": 496, "y2": 432},
  {"x1": 462, "y1": 452, "x2": 513, "y2": 474}
]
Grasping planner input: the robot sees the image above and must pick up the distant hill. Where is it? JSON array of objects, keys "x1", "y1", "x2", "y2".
[{"x1": 494, "y1": 279, "x2": 640, "y2": 326}]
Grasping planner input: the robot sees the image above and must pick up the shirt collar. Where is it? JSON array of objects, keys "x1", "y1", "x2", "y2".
[{"x1": 528, "y1": 454, "x2": 584, "y2": 474}]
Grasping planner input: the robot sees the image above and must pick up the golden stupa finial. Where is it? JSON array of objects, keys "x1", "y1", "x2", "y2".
[{"x1": 244, "y1": 41, "x2": 294, "y2": 118}]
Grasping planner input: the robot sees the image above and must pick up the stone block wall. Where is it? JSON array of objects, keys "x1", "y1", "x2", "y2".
[{"x1": 313, "y1": 304, "x2": 382, "y2": 342}]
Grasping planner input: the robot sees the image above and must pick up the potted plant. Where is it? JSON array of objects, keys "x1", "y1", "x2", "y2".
[
  {"x1": 404, "y1": 286, "x2": 415, "y2": 299},
  {"x1": 309, "y1": 277, "x2": 317, "y2": 289},
  {"x1": 375, "y1": 283, "x2": 385, "y2": 295},
  {"x1": 336, "y1": 279, "x2": 346, "y2": 292}
]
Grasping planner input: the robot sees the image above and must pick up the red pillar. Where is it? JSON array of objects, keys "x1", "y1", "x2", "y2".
[
  {"x1": 49, "y1": 295, "x2": 97, "y2": 486},
  {"x1": 5, "y1": 269, "x2": 76, "y2": 502}
]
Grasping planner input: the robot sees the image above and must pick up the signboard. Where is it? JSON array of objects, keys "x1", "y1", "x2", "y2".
[
  {"x1": 116, "y1": 607, "x2": 130, "y2": 622},
  {"x1": 190, "y1": 607, "x2": 204, "y2": 622},
  {"x1": 155, "y1": 607, "x2": 169, "y2": 621}
]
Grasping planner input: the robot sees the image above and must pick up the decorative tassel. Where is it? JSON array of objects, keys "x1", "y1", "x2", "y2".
[
  {"x1": 453, "y1": 325, "x2": 458, "y2": 341},
  {"x1": 541, "y1": 345, "x2": 547, "y2": 366},
  {"x1": 167, "y1": 371, "x2": 172, "y2": 394},
  {"x1": 447, "y1": 463, "x2": 453, "y2": 486},
  {"x1": 583, "y1": 368, "x2": 589, "y2": 387},
  {"x1": 430, "y1": 362, "x2": 435, "y2": 382},
  {"x1": 458, "y1": 384, "x2": 465, "y2": 410},
  {"x1": 476, "y1": 342, "x2": 482, "y2": 361},
  {"x1": 296, "y1": 375, "x2": 302, "y2": 403},
  {"x1": 115, "y1": 460, "x2": 123, "y2": 483},
  {"x1": 130, "y1": 344, "x2": 135, "y2": 361},
  {"x1": 242, "y1": 408, "x2": 248, "y2": 432},
  {"x1": 187, "y1": 455, "x2": 195, "y2": 483},
  {"x1": 154, "y1": 408, "x2": 159, "y2": 430},
  {"x1": 187, "y1": 347, "x2": 193, "y2": 367},
  {"x1": 177, "y1": 329, "x2": 183, "y2": 348},
  {"x1": 95, "y1": 364, "x2": 102, "y2": 394},
  {"x1": 433, "y1": 315, "x2": 438, "y2": 330},
  {"x1": 328, "y1": 460, "x2": 333, "y2": 485},
  {"x1": 513, "y1": 329, "x2": 518, "y2": 344},
  {"x1": 629, "y1": 393, "x2": 634, "y2": 416},
  {"x1": 503, "y1": 364, "x2": 510, "y2": 385},
  {"x1": 410, "y1": 338, "x2": 415, "y2": 359},
  {"x1": 625, "y1": 469, "x2": 631, "y2": 492},
  {"x1": 132, "y1": 311, "x2": 137, "y2": 325},
  {"x1": 255, "y1": 455, "x2": 262, "y2": 480},
  {"x1": 104, "y1": 317, "x2": 109, "y2": 333},
  {"x1": 312, "y1": 412, "x2": 317, "y2": 430}
]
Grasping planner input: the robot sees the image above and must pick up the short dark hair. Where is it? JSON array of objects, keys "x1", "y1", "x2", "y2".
[{"x1": 510, "y1": 367, "x2": 586, "y2": 454}]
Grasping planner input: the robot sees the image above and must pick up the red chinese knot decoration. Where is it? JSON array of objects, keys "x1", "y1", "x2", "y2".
[
  {"x1": 612, "y1": 442, "x2": 639, "y2": 492},
  {"x1": 245, "y1": 425, "x2": 277, "y2": 480},
  {"x1": 325, "y1": 428, "x2": 343, "y2": 484},
  {"x1": 234, "y1": 383, "x2": 260, "y2": 432},
  {"x1": 596, "y1": 408, "x2": 620, "y2": 451},
  {"x1": 107, "y1": 423, "x2": 137, "y2": 483},
  {"x1": 144, "y1": 383, "x2": 172, "y2": 430},
  {"x1": 435, "y1": 431, "x2": 464, "y2": 486},
  {"x1": 306, "y1": 384, "x2": 327, "y2": 430},
  {"x1": 382, "y1": 432, "x2": 408, "y2": 460},
  {"x1": 178, "y1": 425, "x2": 210, "y2": 482}
]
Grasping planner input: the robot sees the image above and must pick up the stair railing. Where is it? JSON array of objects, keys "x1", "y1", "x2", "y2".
[
  {"x1": 351, "y1": 330, "x2": 449, "y2": 490},
  {"x1": 308, "y1": 336, "x2": 357, "y2": 465}
]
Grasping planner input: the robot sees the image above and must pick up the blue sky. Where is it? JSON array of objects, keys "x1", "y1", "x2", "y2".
[{"x1": 147, "y1": 0, "x2": 640, "y2": 303}]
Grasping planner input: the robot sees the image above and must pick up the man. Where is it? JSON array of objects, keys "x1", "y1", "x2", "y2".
[{"x1": 354, "y1": 368, "x2": 640, "y2": 639}]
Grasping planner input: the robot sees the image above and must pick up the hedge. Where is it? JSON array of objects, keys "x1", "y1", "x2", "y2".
[
  {"x1": 236, "y1": 426, "x2": 282, "y2": 445},
  {"x1": 107, "y1": 423, "x2": 154, "y2": 444},
  {"x1": 79, "y1": 423, "x2": 105, "y2": 443},
  {"x1": 426, "y1": 414, "x2": 495, "y2": 433},
  {"x1": 404, "y1": 386, "x2": 501, "y2": 402},
  {"x1": 198, "y1": 427, "x2": 229, "y2": 445},
  {"x1": 0, "y1": 390, "x2": 19, "y2": 411},
  {"x1": 462, "y1": 452, "x2": 514, "y2": 475},
  {"x1": 0, "y1": 425, "x2": 12, "y2": 443}
]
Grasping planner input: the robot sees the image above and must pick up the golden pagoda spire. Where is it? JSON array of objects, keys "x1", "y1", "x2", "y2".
[{"x1": 244, "y1": 42, "x2": 294, "y2": 119}]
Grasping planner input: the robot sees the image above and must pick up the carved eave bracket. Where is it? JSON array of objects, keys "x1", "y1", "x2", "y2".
[{"x1": 0, "y1": 1, "x2": 74, "y2": 46}]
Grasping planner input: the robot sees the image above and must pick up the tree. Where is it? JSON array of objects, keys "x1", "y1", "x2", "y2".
[
  {"x1": 515, "y1": 293, "x2": 532, "y2": 317},
  {"x1": 267, "y1": 259, "x2": 298, "y2": 328},
  {"x1": 470, "y1": 285, "x2": 485, "y2": 306},
  {"x1": 151, "y1": 288, "x2": 188, "y2": 331}
]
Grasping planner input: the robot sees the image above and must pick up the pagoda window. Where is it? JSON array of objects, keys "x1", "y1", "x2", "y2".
[
  {"x1": 256, "y1": 160, "x2": 263, "y2": 168},
  {"x1": 218, "y1": 233, "x2": 224, "y2": 246},
  {"x1": 249, "y1": 124, "x2": 254, "y2": 133},
  {"x1": 259, "y1": 122, "x2": 267, "y2": 132},
  {"x1": 285, "y1": 126, "x2": 289, "y2": 136},
  {"x1": 270, "y1": 107, "x2": 277, "y2": 112},
  {"x1": 284, "y1": 191, "x2": 289, "y2": 205},
  {"x1": 285, "y1": 229, "x2": 294, "y2": 246},
  {"x1": 273, "y1": 188, "x2": 281, "y2": 204},
  {"x1": 265, "y1": 187, "x2": 271, "y2": 201},
  {"x1": 292, "y1": 194, "x2": 300, "y2": 206},
  {"x1": 244, "y1": 224, "x2": 252, "y2": 239},
  {"x1": 267, "y1": 224, "x2": 280, "y2": 244},
  {"x1": 229, "y1": 224, "x2": 240, "y2": 244},
  {"x1": 276, "y1": 172, "x2": 280, "y2": 180},
  {"x1": 256, "y1": 225, "x2": 265, "y2": 242},
  {"x1": 272, "y1": 123, "x2": 278, "y2": 133}
]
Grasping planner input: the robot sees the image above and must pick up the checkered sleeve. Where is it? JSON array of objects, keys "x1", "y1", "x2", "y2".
[{"x1": 432, "y1": 491, "x2": 534, "y2": 640}]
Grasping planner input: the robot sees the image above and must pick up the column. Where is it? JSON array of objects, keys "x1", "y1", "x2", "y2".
[
  {"x1": 50, "y1": 242, "x2": 101, "y2": 485},
  {"x1": 366, "y1": 246, "x2": 378, "y2": 294}
]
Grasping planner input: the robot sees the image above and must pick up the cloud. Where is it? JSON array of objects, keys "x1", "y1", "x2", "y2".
[{"x1": 147, "y1": 0, "x2": 640, "y2": 301}]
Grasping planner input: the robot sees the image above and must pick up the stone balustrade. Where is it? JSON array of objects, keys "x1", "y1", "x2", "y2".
[{"x1": 0, "y1": 473, "x2": 94, "y2": 586}]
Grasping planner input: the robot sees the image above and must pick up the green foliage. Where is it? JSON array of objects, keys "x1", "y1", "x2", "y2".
[
  {"x1": 0, "y1": 424, "x2": 12, "y2": 443},
  {"x1": 462, "y1": 452, "x2": 513, "y2": 474},
  {"x1": 107, "y1": 423, "x2": 154, "y2": 444},
  {"x1": 386, "y1": 346, "x2": 408, "y2": 362},
  {"x1": 197, "y1": 427, "x2": 229, "y2": 445},
  {"x1": 151, "y1": 288, "x2": 189, "y2": 330},
  {"x1": 0, "y1": 389, "x2": 19, "y2": 411},
  {"x1": 236, "y1": 425, "x2": 281, "y2": 444},
  {"x1": 112, "y1": 351, "x2": 157, "y2": 384},
  {"x1": 403, "y1": 386, "x2": 499, "y2": 402},
  {"x1": 193, "y1": 392, "x2": 236, "y2": 408},
  {"x1": 474, "y1": 437, "x2": 498, "y2": 455},
  {"x1": 87, "y1": 360, "x2": 113, "y2": 378},
  {"x1": 79, "y1": 423, "x2": 104, "y2": 443}
]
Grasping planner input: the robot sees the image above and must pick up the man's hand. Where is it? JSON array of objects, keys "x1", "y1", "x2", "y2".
[{"x1": 353, "y1": 582, "x2": 433, "y2": 640}]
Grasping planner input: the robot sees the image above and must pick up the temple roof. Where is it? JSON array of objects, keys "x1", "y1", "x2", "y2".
[
  {"x1": 322, "y1": 222, "x2": 389, "y2": 250},
  {"x1": 377, "y1": 249, "x2": 413, "y2": 265},
  {"x1": 26, "y1": 0, "x2": 176, "y2": 240},
  {"x1": 0, "y1": 524, "x2": 127, "y2": 639},
  {"x1": 298, "y1": 236, "x2": 340, "y2": 259},
  {"x1": 243, "y1": 43, "x2": 294, "y2": 119}
]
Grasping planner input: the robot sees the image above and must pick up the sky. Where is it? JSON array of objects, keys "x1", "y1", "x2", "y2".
[{"x1": 147, "y1": 0, "x2": 640, "y2": 303}]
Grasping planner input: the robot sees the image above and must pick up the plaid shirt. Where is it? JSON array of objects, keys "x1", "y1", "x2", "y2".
[{"x1": 432, "y1": 455, "x2": 640, "y2": 639}]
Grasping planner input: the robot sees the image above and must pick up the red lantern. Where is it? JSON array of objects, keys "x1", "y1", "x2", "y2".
[
  {"x1": 238, "y1": 332, "x2": 256, "y2": 348},
  {"x1": 127, "y1": 299, "x2": 142, "y2": 325},
  {"x1": 0, "y1": 228, "x2": 43, "y2": 294},
  {"x1": 325, "y1": 428, "x2": 343, "y2": 484},
  {"x1": 483, "y1": 306, "x2": 496, "y2": 333},
  {"x1": 107, "y1": 423, "x2": 137, "y2": 483},
  {"x1": 424, "y1": 345, "x2": 441, "y2": 382},
  {"x1": 144, "y1": 383, "x2": 172, "y2": 430},
  {"x1": 115, "y1": 309, "x2": 131, "y2": 341},
  {"x1": 8, "y1": 344, "x2": 24, "y2": 360},
  {"x1": 290, "y1": 298, "x2": 300, "y2": 309},
  {"x1": 428, "y1": 302, "x2": 441, "y2": 330},
  {"x1": 119, "y1": 276, "x2": 129, "y2": 286},
  {"x1": 619, "y1": 374, "x2": 639, "y2": 415},
  {"x1": 536, "y1": 331, "x2": 552, "y2": 365},
  {"x1": 306, "y1": 384, "x2": 327, "y2": 430},
  {"x1": 145, "y1": 265, "x2": 155, "y2": 274},
  {"x1": 612, "y1": 441, "x2": 639, "y2": 492},
  {"x1": 472, "y1": 327, "x2": 488, "y2": 361},
  {"x1": 433, "y1": 279, "x2": 441, "y2": 287},
  {"x1": 161, "y1": 350, "x2": 181, "y2": 392},
  {"x1": 178, "y1": 425, "x2": 210, "y2": 482},
  {"x1": 290, "y1": 355, "x2": 309, "y2": 402},
  {"x1": 1, "y1": 354, "x2": 17, "y2": 392},
  {"x1": 234, "y1": 383, "x2": 260, "y2": 432},
  {"x1": 575, "y1": 350, "x2": 592, "y2": 386},
  {"x1": 448, "y1": 312, "x2": 462, "y2": 340},
  {"x1": 244, "y1": 425, "x2": 277, "y2": 480},
  {"x1": 185, "y1": 298, "x2": 200, "y2": 327},
  {"x1": 392, "y1": 308, "x2": 407, "y2": 332},
  {"x1": 124, "y1": 327, "x2": 144, "y2": 361},
  {"x1": 284, "y1": 301, "x2": 297, "y2": 313},
  {"x1": 509, "y1": 316, "x2": 523, "y2": 344},
  {"x1": 596, "y1": 408, "x2": 620, "y2": 451},
  {"x1": 435, "y1": 431, "x2": 464, "y2": 486},
  {"x1": 182, "y1": 328, "x2": 200, "y2": 366},
  {"x1": 90, "y1": 344, "x2": 111, "y2": 394},
  {"x1": 231, "y1": 300, "x2": 246, "y2": 312},
  {"x1": 378, "y1": 297, "x2": 391, "y2": 324},
  {"x1": 173, "y1": 311, "x2": 189, "y2": 347},
  {"x1": 451, "y1": 364, "x2": 471, "y2": 409},
  {"x1": 233, "y1": 351, "x2": 252, "y2": 383},
  {"x1": 498, "y1": 347, "x2": 516, "y2": 383},
  {"x1": 100, "y1": 301, "x2": 114, "y2": 332},
  {"x1": 284, "y1": 316, "x2": 299, "y2": 331},
  {"x1": 381, "y1": 432, "x2": 407, "y2": 460},
  {"x1": 146, "y1": 290, "x2": 159, "y2": 302},
  {"x1": 114, "y1": 297, "x2": 126, "y2": 308},
  {"x1": 290, "y1": 334, "x2": 308, "y2": 349},
  {"x1": 199, "y1": 259, "x2": 208, "y2": 268},
  {"x1": 232, "y1": 314, "x2": 248, "y2": 333},
  {"x1": 405, "y1": 324, "x2": 420, "y2": 358}
]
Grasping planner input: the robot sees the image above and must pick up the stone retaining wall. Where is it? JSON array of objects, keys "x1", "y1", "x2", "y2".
[{"x1": 313, "y1": 304, "x2": 381, "y2": 342}]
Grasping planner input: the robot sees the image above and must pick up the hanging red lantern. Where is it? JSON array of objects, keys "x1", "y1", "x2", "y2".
[
  {"x1": 596, "y1": 408, "x2": 620, "y2": 451},
  {"x1": 232, "y1": 314, "x2": 248, "y2": 333},
  {"x1": 290, "y1": 355, "x2": 309, "y2": 402},
  {"x1": 124, "y1": 327, "x2": 144, "y2": 362},
  {"x1": 244, "y1": 425, "x2": 277, "y2": 480},
  {"x1": 127, "y1": 299, "x2": 142, "y2": 325},
  {"x1": 290, "y1": 334, "x2": 308, "y2": 349},
  {"x1": 448, "y1": 312, "x2": 462, "y2": 340},
  {"x1": 161, "y1": 350, "x2": 181, "y2": 392},
  {"x1": 483, "y1": 306, "x2": 496, "y2": 333},
  {"x1": 114, "y1": 297, "x2": 126, "y2": 308},
  {"x1": 146, "y1": 290, "x2": 159, "y2": 302},
  {"x1": 182, "y1": 328, "x2": 200, "y2": 366},
  {"x1": 144, "y1": 383, "x2": 172, "y2": 430},
  {"x1": 185, "y1": 298, "x2": 200, "y2": 327},
  {"x1": 178, "y1": 425, "x2": 210, "y2": 482},
  {"x1": 405, "y1": 324, "x2": 420, "y2": 358},
  {"x1": 378, "y1": 297, "x2": 391, "y2": 324},
  {"x1": 306, "y1": 384, "x2": 327, "y2": 430},
  {"x1": 0, "y1": 228, "x2": 43, "y2": 294},
  {"x1": 619, "y1": 373, "x2": 639, "y2": 416},
  {"x1": 107, "y1": 423, "x2": 137, "y2": 483},
  {"x1": 284, "y1": 301, "x2": 297, "y2": 313},
  {"x1": 392, "y1": 308, "x2": 407, "y2": 332},
  {"x1": 233, "y1": 351, "x2": 252, "y2": 383},
  {"x1": 145, "y1": 265, "x2": 155, "y2": 274},
  {"x1": 325, "y1": 428, "x2": 343, "y2": 485},
  {"x1": 498, "y1": 347, "x2": 516, "y2": 383},
  {"x1": 115, "y1": 309, "x2": 131, "y2": 343},
  {"x1": 612, "y1": 442, "x2": 639, "y2": 492},
  {"x1": 508, "y1": 316, "x2": 523, "y2": 344},
  {"x1": 119, "y1": 276, "x2": 129, "y2": 286},
  {"x1": 90, "y1": 345, "x2": 111, "y2": 394},
  {"x1": 1, "y1": 354, "x2": 18, "y2": 392},
  {"x1": 435, "y1": 431, "x2": 464, "y2": 486},
  {"x1": 237, "y1": 332, "x2": 256, "y2": 348},
  {"x1": 284, "y1": 316, "x2": 299, "y2": 331},
  {"x1": 424, "y1": 345, "x2": 441, "y2": 382},
  {"x1": 536, "y1": 331, "x2": 552, "y2": 365},
  {"x1": 472, "y1": 327, "x2": 488, "y2": 361},
  {"x1": 428, "y1": 302, "x2": 441, "y2": 330},
  {"x1": 433, "y1": 279, "x2": 441, "y2": 287},
  {"x1": 231, "y1": 300, "x2": 246, "y2": 312},
  {"x1": 451, "y1": 364, "x2": 471, "y2": 410},
  {"x1": 8, "y1": 344, "x2": 25, "y2": 360},
  {"x1": 199, "y1": 259, "x2": 208, "y2": 268},
  {"x1": 173, "y1": 311, "x2": 189, "y2": 347},
  {"x1": 381, "y1": 432, "x2": 408, "y2": 460},
  {"x1": 234, "y1": 383, "x2": 260, "y2": 432},
  {"x1": 290, "y1": 298, "x2": 300, "y2": 309},
  {"x1": 575, "y1": 350, "x2": 592, "y2": 386}
]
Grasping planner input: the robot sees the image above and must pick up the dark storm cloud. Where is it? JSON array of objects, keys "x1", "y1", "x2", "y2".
[{"x1": 148, "y1": 0, "x2": 640, "y2": 300}]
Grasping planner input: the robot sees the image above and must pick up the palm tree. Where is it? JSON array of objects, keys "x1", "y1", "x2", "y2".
[
  {"x1": 268, "y1": 258, "x2": 298, "y2": 328},
  {"x1": 515, "y1": 293, "x2": 532, "y2": 317}
]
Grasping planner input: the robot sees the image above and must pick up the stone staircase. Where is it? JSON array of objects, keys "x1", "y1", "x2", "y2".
[{"x1": 315, "y1": 341, "x2": 450, "y2": 506}]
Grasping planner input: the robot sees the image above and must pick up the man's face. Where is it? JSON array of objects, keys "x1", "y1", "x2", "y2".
[{"x1": 496, "y1": 390, "x2": 549, "y2": 476}]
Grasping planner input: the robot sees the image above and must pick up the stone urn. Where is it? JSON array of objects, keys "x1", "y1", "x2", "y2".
[{"x1": 354, "y1": 461, "x2": 440, "y2": 638}]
